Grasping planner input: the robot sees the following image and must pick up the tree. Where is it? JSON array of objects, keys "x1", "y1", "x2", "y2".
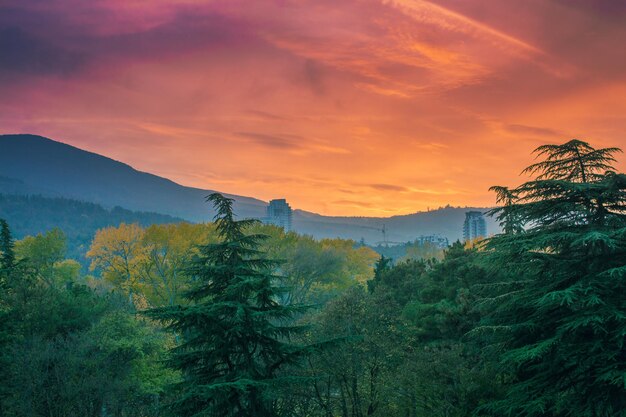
[
  {"x1": 481, "y1": 139, "x2": 626, "y2": 416},
  {"x1": 0, "y1": 219, "x2": 15, "y2": 272},
  {"x1": 147, "y1": 193, "x2": 308, "y2": 417},
  {"x1": 14, "y1": 228, "x2": 76, "y2": 288},
  {"x1": 367, "y1": 255, "x2": 392, "y2": 294},
  {"x1": 0, "y1": 220, "x2": 17, "y2": 416},
  {"x1": 140, "y1": 223, "x2": 217, "y2": 307},
  {"x1": 252, "y1": 224, "x2": 378, "y2": 306},
  {"x1": 488, "y1": 186, "x2": 523, "y2": 235},
  {"x1": 3, "y1": 289, "x2": 175, "y2": 417},
  {"x1": 302, "y1": 285, "x2": 403, "y2": 417},
  {"x1": 87, "y1": 223, "x2": 148, "y2": 305}
]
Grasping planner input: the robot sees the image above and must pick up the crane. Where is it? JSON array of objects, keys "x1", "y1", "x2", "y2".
[{"x1": 354, "y1": 223, "x2": 401, "y2": 246}]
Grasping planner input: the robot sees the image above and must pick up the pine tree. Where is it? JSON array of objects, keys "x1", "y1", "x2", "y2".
[
  {"x1": 147, "y1": 193, "x2": 307, "y2": 417},
  {"x1": 481, "y1": 140, "x2": 626, "y2": 416},
  {"x1": 0, "y1": 219, "x2": 15, "y2": 272},
  {"x1": 367, "y1": 255, "x2": 392, "y2": 293}
]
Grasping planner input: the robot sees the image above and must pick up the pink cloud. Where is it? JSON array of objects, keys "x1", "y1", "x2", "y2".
[{"x1": 1, "y1": 0, "x2": 625, "y2": 215}]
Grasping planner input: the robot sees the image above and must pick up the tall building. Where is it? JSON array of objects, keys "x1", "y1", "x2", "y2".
[
  {"x1": 463, "y1": 211, "x2": 487, "y2": 241},
  {"x1": 265, "y1": 199, "x2": 293, "y2": 231}
]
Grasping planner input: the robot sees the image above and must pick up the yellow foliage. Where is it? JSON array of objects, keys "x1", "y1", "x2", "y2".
[
  {"x1": 87, "y1": 221, "x2": 378, "y2": 307},
  {"x1": 87, "y1": 223, "x2": 148, "y2": 300},
  {"x1": 464, "y1": 237, "x2": 486, "y2": 250},
  {"x1": 87, "y1": 222, "x2": 220, "y2": 307}
]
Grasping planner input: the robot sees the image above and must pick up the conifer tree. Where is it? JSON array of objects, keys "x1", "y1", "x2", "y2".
[
  {"x1": 367, "y1": 255, "x2": 392, "y2": 293},
  {"x1": 0, "y1": 219, "x2": 15, "y2": 272},
  {"x1": 147, "y1": 193, "x2": 307, "y2": 417},
  {"x1": 0, "y1": 221, "x2": 16, "y2": 415},
  {"x1": 482, "y1": 140, "x2": 626, "y2": 416}
]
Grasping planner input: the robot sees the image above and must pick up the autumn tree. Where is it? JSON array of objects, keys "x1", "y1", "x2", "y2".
[
  {"x1": 245, "y1": 223, "x2": 378, "y2": 306},
  {"x1": 87, "y1": 223, "x2": 147, "y2": 305},
  {"x1": 140, "y1": 223, "x2": 217, "y2": 307},
  {"x1": 88, "y1": 223, "x2": 214, "y2": 307}
]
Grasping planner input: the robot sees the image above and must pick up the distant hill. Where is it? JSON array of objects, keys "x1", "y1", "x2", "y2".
[
  {"x1": 0, "y1": 133, "x2": 499, "y2": 243},
  {"x1": 0, "y1": 134, "x2": 267, "y2": 220},
  {"x1": 293, "y1": 207, "x2": 500, "y2": 243},
  {"x1": 0, "y1": 175, "x2": 58, "y2": 196},
  {"x1": 0, "y1": 193, "x2": 184, "y2": 264}
]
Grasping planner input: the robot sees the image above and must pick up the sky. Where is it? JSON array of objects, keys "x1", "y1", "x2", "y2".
[{"x1": 1, "y1": 0, "x2": 625, "y2": 216}]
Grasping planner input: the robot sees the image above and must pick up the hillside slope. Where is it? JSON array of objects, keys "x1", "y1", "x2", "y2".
[
  {"x1": 0, "y1": 133, "x2": 499, "y2": 242},
  {"x1": 0, "y1": 134, "x2": 267, "y2": 220},
  {"x1": 0, "y1": 193, "x2": 184, "y2": 263},
  {"x1": 293, "y1": 206, "x2": 499, "y2": 243}
]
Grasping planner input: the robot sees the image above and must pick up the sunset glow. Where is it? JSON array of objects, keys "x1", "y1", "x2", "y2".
[{"x1": 2, "y1": 0, "x2": 625, "y2": 215}]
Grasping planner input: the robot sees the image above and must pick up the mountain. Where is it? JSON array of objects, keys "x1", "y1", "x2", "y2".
[
  {"x1": 293, "y1": 207, "x2": 499, "y2": 243},
  {"x1": 0, "y1": 133, "x2": 499, "y2": 243},
  {"x1": 0, "y1": 193, "x2": 183, "y2": 264},
  {"x1": 0, "y1": 175, "x2": 58, "y2": 196},
  {"x1": 0, "y1": 134, "x2": 267, "y2": 220}
]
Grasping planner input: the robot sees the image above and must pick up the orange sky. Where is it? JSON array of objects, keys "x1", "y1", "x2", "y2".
[{"x1": 1, "y1": 0, "x2": 625, "y2": 216}]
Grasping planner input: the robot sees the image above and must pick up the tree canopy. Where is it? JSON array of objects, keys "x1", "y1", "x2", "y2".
[
  {"x1": 147, "y1": 193, "x2": 311, "y2": 417},
  {"x1": 482, "y1": 139, "x2": 626, "y2": 417}
]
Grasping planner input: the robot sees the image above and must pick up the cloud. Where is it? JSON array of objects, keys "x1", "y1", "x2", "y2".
[
  {"x1": 333, "y1": 200, "x2": 375, "y2": 208},
  {"x1": 0, "y1": 27, "x2": 85, "y2": 76},
  {"x1": 368, "y1": 183, "x2": 411, "y2": 192},
  {"x1": 245, "y1": 110, "x2": 291, "y2": 121},
  {"x1": 236, "y1": 132, "x2": 302, "y2": 150},
  {"x1": 303, "y1": 59, "x2": 325, "y2": 95},
  {"x1": 1, "y1": 0, "x2": 625, "y2": 216},
  {"x1": 506, "y1": 124, "x2": 562, "y2": 137},
  {"x1": 551, "y1": 0, "x2": 626, "y2": 16},
  {"x1": 385, "y1": 0, "x2": 543, "y2": 55},
  {"x1": 235, "y1": 131, "x2": 350, "y2": 155}
]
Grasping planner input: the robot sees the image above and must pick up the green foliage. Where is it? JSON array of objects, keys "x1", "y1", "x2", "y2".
[
  {"x1": 250, "y1": 222, "x2": 378, "y2": 304},
  {"x1": 87, "y1": 221, "x2": 377, "y2": 309},
  {"x1": 0, "y1": 282, "x2": 173, "y2": 416},
  {"x1": 304, "y1": 285, "x2": 404, "y2": 417},
  {"x1": 0, "y1": 194, "x2": 183, "y2": 265},
  {"x1": 0, "y1": 219, "x2": 15, "y2": 271},
  {"x1": 15, "y1": 228, "x2": 71, "y2": 287},
  {"x1": 0, "y1": 220, "x2": 174, "y2": 417},
  {"x1": 3, "y1": 138, "x2": 623, "y2": 417},
  {"x1": 4, "y1": 309, "x2": 175, "y2": 417},
  {"x1": 285, "y1": 243, "x2": 499, "y2": 417},
  {"x1": 369, "y1": 240, "x2": 446, "y2": 263},
  {"x1": 367, "y1": 255, "x2": 392, "y2": 293},
  {"x1": 481, "y1": 139, "x2": 626, "y2": 417},
  {"x1": 147, "y1": 193, "x2": 310, "y2": 417}
]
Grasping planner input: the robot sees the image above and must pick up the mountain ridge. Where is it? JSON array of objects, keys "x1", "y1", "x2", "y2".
[
  {"x1": 0, "y1": 133, "x2": 499, "y2": 242},
  {"x1": 0, "y1": 134, "x2": 267, "y2": 220}
]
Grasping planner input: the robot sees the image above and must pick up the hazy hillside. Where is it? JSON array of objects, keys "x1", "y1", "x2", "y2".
[
  {"x1": 0, "y1": 133, "x2": 498, "y2": 243},
  {"x1": 0, "y1": 134, "x2": 267, "y2": 220},
  {"x1": 294, "y1": 207, "x2": 500, "y2": 243},
  {"x1": 0, "y1": 193, "x2": 184, "y2": 264},
  {"x1": 0, "y1": 175, "x2": 59, "y2": 196}
]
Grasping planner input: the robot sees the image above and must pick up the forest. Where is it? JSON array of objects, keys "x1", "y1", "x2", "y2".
[
  {"x1": 0, "y1": 139, "x2": 624, "y2": 417},
  {"x1": 0, "y1": 194, "x2": 183, "y2": 264}
]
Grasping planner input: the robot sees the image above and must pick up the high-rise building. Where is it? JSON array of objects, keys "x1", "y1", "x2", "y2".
[
  {"x1": 463, "y1": 211, "x2": 487, "y2": 241},
  {"x1": 265, "y1": 199, "x2": 293, "y2": 231}
]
